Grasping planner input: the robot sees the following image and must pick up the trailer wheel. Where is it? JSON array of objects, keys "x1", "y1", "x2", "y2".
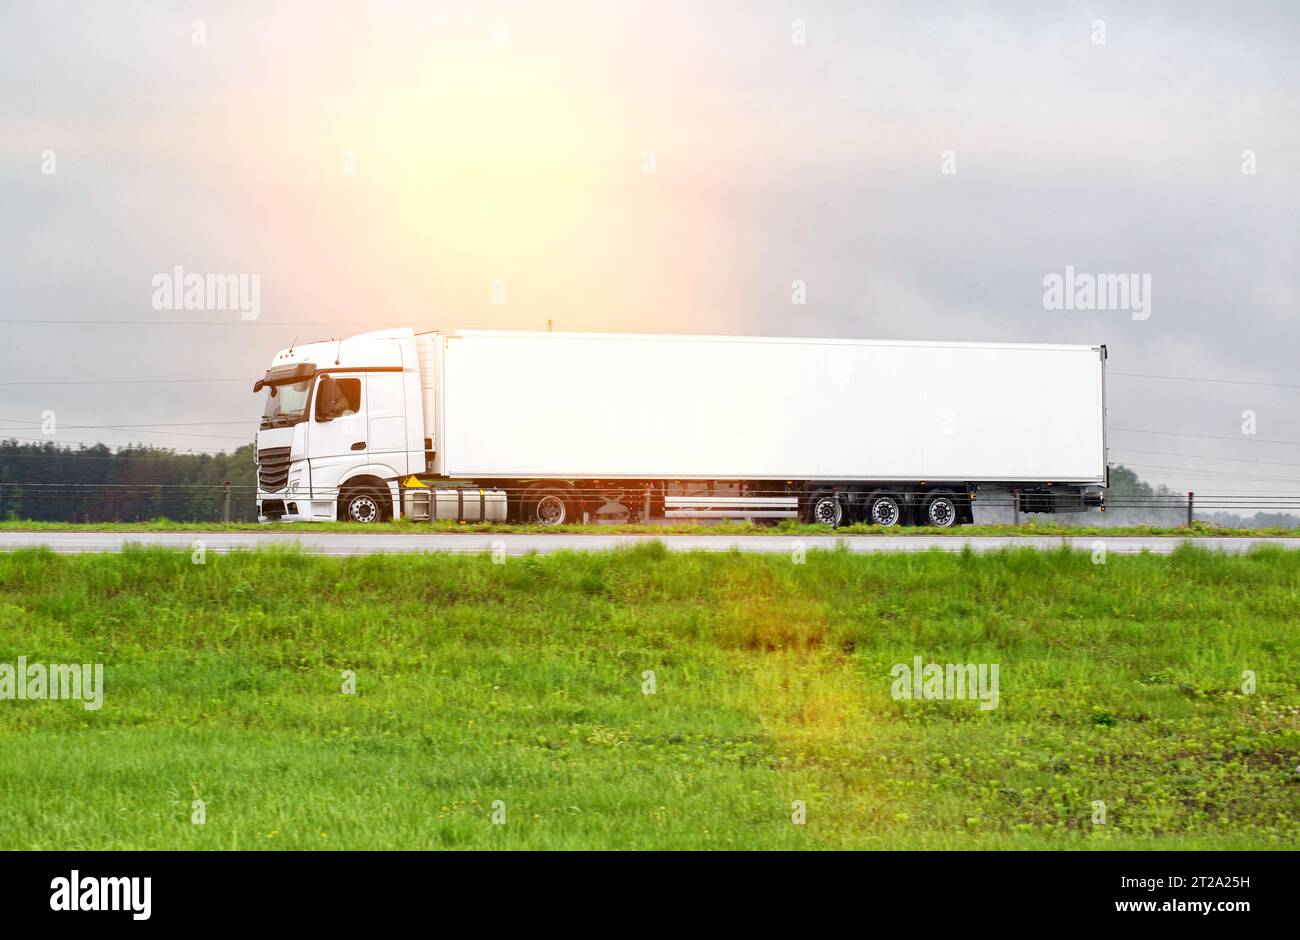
[
  {"x1": 925, "y1": 490, "x2": 959, "y2": 528},
  {"x1": 343, "y1": 488, "x2": 388, "y2": 524},
  {"x1": 866, "y1": 490, "x2": 902, "y2": 528},
  {"x1": 524, "y1": 487, "x2": 573, "y2": 526},
  {"x1": 805, "y1": 490, "x2": 843, "y2": 527}
]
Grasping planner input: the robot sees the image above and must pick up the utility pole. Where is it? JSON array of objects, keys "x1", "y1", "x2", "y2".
[
  {"x1": 223, "y1": 480, "x2": 231, "y2": 524},
  {"x1": 1187, "y1": 491, "x2": 1194, "y2": 528}
]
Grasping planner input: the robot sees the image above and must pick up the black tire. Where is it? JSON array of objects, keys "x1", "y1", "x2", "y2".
[
  {"x1": 865, "y1": 490, "x2": 903, "y2": 528},
  {"x1": 342, "y1": 487, "x2": 389, "y2": 524},
  {"x1": 804, "y1": 490, "x2": 843, "y2": 527},
  {"x1": 924, "y1": 490, "x2": 960, "y2": 528},
  {"x1": 524, "y1": 487, "x2": 573, "y2": 526}
]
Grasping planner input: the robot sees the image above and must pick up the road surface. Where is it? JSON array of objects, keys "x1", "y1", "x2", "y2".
[{"x1": 0, "y1": 532, "x2": 1296, "y2": 556}]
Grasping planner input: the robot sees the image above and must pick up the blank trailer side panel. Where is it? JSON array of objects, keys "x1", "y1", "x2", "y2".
[{"x1": 430, "y1": 330, "x2": 1106, "y2": 484}]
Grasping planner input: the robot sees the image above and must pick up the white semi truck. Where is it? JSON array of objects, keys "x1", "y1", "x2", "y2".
[{"x1": 253, "y1": 328, "x2": 1107, "y2": 526}]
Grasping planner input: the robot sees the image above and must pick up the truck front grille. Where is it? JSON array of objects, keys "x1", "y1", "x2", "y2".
[{"x1": 257, "y1": 446, "x2": 292, "y2": 492}]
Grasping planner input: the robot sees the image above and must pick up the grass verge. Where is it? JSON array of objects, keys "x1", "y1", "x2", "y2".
[{"x1": 0, "y1": 544, "x2": 1296, "y2": 849}]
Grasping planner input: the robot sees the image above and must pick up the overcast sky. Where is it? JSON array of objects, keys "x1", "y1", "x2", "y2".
[{"x1": 2, "y1": 1, "x2": 1298, "y2": 498}]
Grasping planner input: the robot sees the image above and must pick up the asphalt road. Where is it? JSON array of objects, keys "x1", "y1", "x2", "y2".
[{"x1": 0, "y1": 531, "x2": 1297, "y2": 556}]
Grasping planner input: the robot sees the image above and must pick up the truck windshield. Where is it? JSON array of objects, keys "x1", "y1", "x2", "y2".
[{"x1": 261, "y1": 379, "x2": 312, "y2": 429}]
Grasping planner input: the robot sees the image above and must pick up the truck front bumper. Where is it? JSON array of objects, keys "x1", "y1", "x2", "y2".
[{"x1": 256, "y1": 490, "x2": 337, "y2": 523}]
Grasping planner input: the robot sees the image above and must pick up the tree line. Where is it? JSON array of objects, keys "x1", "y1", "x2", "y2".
[{"x1": 0, "y1": 440, "x2": 257, "y2": 522}]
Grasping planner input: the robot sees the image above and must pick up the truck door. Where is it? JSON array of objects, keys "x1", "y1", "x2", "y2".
[
  {"x1": 307, "y1": 373, "x2": 367, "y2": 495},
  {"x1": 366, "y1": 370, "x2": 408, "y2": 474}
]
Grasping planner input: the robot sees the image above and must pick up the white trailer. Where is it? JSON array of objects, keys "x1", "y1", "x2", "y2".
[{"x1": 253, "y1": 328, "x2": 1107, "y2": 527}]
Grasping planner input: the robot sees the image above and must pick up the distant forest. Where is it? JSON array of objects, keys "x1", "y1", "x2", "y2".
[
  {"x1": 1085, "y1": 465, "x2": 1297, "y2": 530},
  {"x1": 0, "y1": 440, "x2": 257, "y2": 522}
]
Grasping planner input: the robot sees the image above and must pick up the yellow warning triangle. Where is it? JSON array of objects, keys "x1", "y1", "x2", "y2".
[{"x1": 404, "y1": 476, "x2": 427, "y2": 488}]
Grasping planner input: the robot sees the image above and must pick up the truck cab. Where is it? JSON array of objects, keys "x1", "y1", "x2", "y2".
[{"x1": 253, "y1": 329, "x2": 425, "y2": 522}]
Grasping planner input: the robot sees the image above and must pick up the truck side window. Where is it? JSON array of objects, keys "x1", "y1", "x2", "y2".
[
  {"x1": 315, "y1": 376, "x2": 362, "y2": 421},
  {"x1": 335, "y1": 379, "x2": 361, "y2": 415}
]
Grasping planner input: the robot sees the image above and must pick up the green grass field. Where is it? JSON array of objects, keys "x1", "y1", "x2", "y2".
[{"x1": 0, "y1": 544, "x2": 1296, "y2": 849}]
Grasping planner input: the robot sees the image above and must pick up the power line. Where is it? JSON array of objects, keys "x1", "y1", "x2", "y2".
[
  {"x1": 0, "y1": 320, "x2": 300, "y2": 326},
  {"x1": 0, "y1": 417, "x2": 249, "y2": 442},
  {"x1": 0, "y1": 484, "x2": 257, "y2": 492},
  {"x1": 0, "y1": 378, "x2": 247, "y2": 387},
  {"x1": 1112, "y1": 426, "x2": 1300, "y2": 446},
  {"x1": 1110, "y1": 371, "x2": 1300, "y2": 391},
  {"x1": 0, "y1": 429, "x2": 248, "y2": 442},
  {"x1": 1109, "y1": 447, "x2": 1300, "y2": 469},
  {"x1": 0, "y1": 319, "x2": 563, "y2": 328},
  {"x1": 0, "y1": 418, "x2": 248, "y2": 428},
  {"x1": 1119, "y1": 463, "x2": 1300, "y2": 485}
]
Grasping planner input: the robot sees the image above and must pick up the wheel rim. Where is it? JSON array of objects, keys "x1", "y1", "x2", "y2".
[
  {"x1": 871, "y1": 498, "x2": 899, "y2": 527},
  {"x1": 349, "y1": 494, "x2": 380, "y2": 523},
  {"x1": 812, "y1": 497, "x2": 840, "y2": 526},
  {"x1": 536, "y1": 495, "x2": 567, "y2": 526},
  {"x1": 928, "y1": 498, "x2": 956, "y2": 527}
]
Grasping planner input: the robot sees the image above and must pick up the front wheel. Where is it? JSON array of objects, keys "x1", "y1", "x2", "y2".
[{"x1": 343, "y1": 489, "x2": 388, "y2": 523}]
